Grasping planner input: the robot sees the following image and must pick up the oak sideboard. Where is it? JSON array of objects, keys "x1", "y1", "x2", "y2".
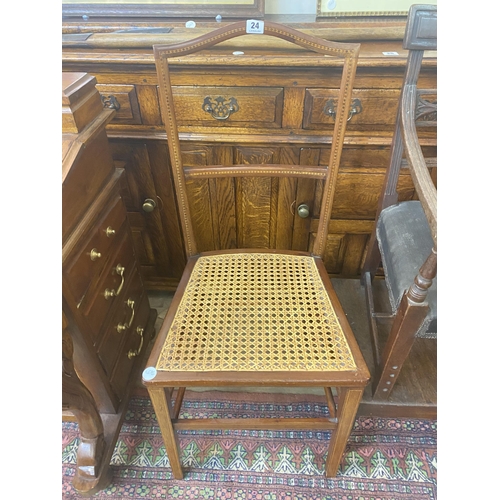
[{"x1": 62, "y1": 19, "x2": 437, "y2": 290}]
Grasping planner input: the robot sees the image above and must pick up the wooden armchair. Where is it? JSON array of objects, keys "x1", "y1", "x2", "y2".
[{"x1": 362, "y1": 4, "x2": 437, "y2": 400}]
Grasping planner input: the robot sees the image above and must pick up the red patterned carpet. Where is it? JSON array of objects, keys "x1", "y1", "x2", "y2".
[{"x1": 62, "y1": 391, "x2": 437, "y2": 499}]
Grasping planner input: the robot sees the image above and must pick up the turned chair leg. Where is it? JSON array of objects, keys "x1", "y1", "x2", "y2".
[
  {"x1": 372, "y1": 249, "x2": 436, "y2": 400},
  {"x1": 325, "y1": 387, "x2": 363, "y2": 477},
  {"x1": 372, "y1": 293, "x2": 428, "y2": 400},
  {"x1": 148, "y1": 387, "x2": 184, "y2": 479}
]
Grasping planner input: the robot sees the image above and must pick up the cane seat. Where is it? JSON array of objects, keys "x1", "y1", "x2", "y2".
[{"x1": 155, "y1": 252, "x2": 356, "y2": 373}]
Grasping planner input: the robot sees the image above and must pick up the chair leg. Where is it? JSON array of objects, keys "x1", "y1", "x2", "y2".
[
  {"x1": 172, "y1": 387, "x2": 186, "y2": 419},
  {"x1": 372, "y1": 293, "x2": 428, "y2": 400},
  {"x1": 362, "y1": 271, "x2": 381, "y2": 367},
  {"x1": 325, "y1": 387, "x2": 363, "y2": 477},
  {"x1": 148, "y1": 386, "x2": 184, "y2": 479},
  {"x1": 362, "y1": 233, "x2": 382, "y2": 282},
  {"x1": 323, "y1": 387, "x2": 337, "y2": 421}
]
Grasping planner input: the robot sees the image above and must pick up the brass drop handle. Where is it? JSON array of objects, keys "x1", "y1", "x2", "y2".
[
  {"x1": 142, "y1": 198, "x2": 157, "y2": 213},
  {"x1": 322, "y1": 98, "x2": 363, "y2": 122},
  {"x1": 101, "y1": 94, "x2": 121, "y2": 111},
  {"x1": 116, "y1": 299, "x2": 135, "y2": 333},
  {"x1": 104, "y1": 264, "x2": 125, "y2": 299},
  {"x1": 128, "y1": 327, "x2": 144, "y2": 359},
  {"x1": 114, "y1": 265, "x2": 125, "y2": 295},
  {"x1": 105, "y1": 226, "x2": 116, "y2": 237},
  {"x1": 90, "y1": 248, "x2": 101, "y2": 261},
  {"x1": 297, "y1": 204, "x2": 310, "y2": 218},
  {"x1": 324, "y1": 105, "x2": 335, "y2": 118},
  {"x1": 202, "y1": 96, "x2": 239, "y2": 120}
]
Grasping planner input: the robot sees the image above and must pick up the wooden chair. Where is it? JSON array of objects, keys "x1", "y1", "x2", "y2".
[
  {"x1": 361, "y1": 5, "x2": 437, "y2": 400},
  {"x1": 142, "y1": 21, "x2": 370, "y2": 479}
]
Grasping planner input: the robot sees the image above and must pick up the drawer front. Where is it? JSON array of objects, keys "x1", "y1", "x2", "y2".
[
  {"x1": 96, "y1": 265, "x2": 144, "y2": 378},
  {"x1": 109, "y1": 292, "x2": 150, "y2": 401},
  {"x1": 62, "y1": 130, "x2": 116, "y2": 240},
  {"x1": 81, "y1": 230, "x2": 137, "y2": 341},
  {"x1": 95, "y1": 84, "x2": 142, "y2": 124},
  {"x1": 64, "y1": 195, "x2": 127, "y2": 307},
  {"x1": 303, "y1": 88, "x2": 401, "y2": 131},
  {"x1": 319, "y1": 145, "x2": 437, "y2": 169},
  {"x1": 172, "y1": 86, "x2": 284, "y2": 128}
]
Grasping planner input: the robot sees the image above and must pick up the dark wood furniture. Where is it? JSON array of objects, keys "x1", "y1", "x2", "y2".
[
  {"x1": 361, "y1": 5, "x2": 437, "y2": 400},
  {"x1": 142, "y1": 22, "x2": 370, "y2": 480},
  {"x1": 61, "y1": 18, "x2": 437, "y2": 291},
  {"x1": 61, "y1": 17, "x2": 437, "y2": 418},
  {"x1": 62, "y1": 72, "x2": 157, "y2": 494}
]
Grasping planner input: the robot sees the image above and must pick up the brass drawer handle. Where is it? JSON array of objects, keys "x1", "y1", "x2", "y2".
[
  {"x1": 323, "y1": 98, "x2": 363, "y2": 122},
  {"x1": 104, "y1": 264, "x2": 125, "y2": 299},
  {"x1": 202, "y1": 96, "x2": 239, "y2": 120},
  {"x1": 128, "y1": 327, "x2": 144, "y2": 359},
  {"x1": 105, "y1": 226, "x2": 116, "y2": 237},
  {"x1": 90, "y1": 248, "x2": 101, "y2": 261},
  {"x1": 116, "y1": 299, "x2": 135, "y2": 333}
]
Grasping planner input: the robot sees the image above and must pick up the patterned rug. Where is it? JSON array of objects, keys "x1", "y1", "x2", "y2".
[{"x1": 62, "y1": 391, "x2": 437, "y2": 499}]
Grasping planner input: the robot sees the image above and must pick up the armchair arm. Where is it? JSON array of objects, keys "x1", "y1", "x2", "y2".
[{"x1": 401, "y1": 84, "x2": 437, "y2": 247}]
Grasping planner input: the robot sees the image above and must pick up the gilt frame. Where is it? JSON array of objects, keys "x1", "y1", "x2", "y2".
[
  {"x1": 316, "y1": 0, "x2": 437, "y2": 18},
  {"x1": 62, "y1": 0, "x2": 265, "y2": 19}
]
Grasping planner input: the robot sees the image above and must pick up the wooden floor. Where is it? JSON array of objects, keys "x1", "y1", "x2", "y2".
[
  {"x1": 141, "y1": 277, "x2": 436, "y2": 420},
  {"x1": 331, "y1": 278, "x2": 436, "y2": 419}
]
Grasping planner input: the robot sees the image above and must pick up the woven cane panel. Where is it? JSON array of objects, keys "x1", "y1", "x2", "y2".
[{"x1": 156, "y1": 253, "x2": 356, "y2": 372}]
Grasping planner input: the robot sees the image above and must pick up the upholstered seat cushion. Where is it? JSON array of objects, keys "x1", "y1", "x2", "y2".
[{"x1": 376, "y1": 201, "x2": 436, "y2": 338}]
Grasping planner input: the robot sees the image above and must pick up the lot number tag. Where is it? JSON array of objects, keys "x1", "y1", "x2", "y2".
[{"x1": 246, "y1": 20, "x2": 264, "y2": 34}]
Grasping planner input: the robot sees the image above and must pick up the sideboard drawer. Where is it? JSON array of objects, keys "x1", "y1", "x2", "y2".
[
  {"x1": 172, "y1": 86, "x2": 284, "y2": 128},
  {"x1": 64, "y1": 194, "x2": 127, "y2": 306},
  {"x1": 303, "y1": 88, "x2": 400, "y2": 132},
  {"x1": 95, "y1": 83, "x2": 142, "y2": 124},
  {"x1": 96, "y1": 265, "x2": 144, "y2": 378}
]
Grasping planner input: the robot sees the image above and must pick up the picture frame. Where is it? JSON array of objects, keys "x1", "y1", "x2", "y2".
[
  {"x1": 316, "y1": 0, "x2": 436, "y2": 18},
  {"x1": 62, "y1": 0, "x2": 265, "y2": 19}
]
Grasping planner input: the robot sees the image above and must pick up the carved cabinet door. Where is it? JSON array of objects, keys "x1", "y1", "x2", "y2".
[{"x1": 111, "y1": 141, "x2": 186, "y2": 289}]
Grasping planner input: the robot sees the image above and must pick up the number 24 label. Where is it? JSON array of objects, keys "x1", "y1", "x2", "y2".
[{"x1": 246, "y1": 20, "x2": 264, "y2": 34}]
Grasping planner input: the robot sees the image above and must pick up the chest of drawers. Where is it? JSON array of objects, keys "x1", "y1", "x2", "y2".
[{"x1": 62, "y1": 72, "x2": 156, "y2": 494}]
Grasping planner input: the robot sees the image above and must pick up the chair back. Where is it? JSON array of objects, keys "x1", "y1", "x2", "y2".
[
  {"x1": 154, "y1": 22, "x2": 360, "y2": 259},
  {"x1": 401, "y1": 4, "x2": 437, "y2": 245},
  {"x1": 363, "y1": 4, "x2": 437, "y2": 278}
]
